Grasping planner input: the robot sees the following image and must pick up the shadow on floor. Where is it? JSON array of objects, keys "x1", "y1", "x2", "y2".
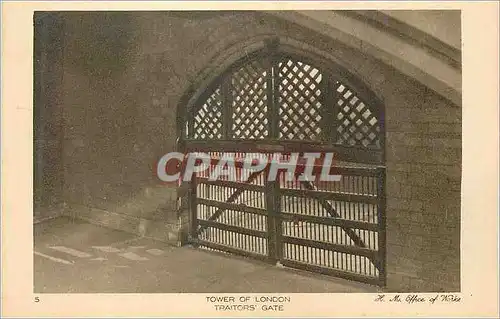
[{"x1": 34, "y1": 216, "x2": 381, "y2": 293}]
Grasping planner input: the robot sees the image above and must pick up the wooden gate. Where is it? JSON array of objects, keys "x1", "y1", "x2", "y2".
[{"x1": 180, "y1": 39, "x2": 386, "y2": 286}]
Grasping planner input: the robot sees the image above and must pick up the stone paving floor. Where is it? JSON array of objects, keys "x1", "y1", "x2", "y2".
[{"x1": 34, "y1": 217, "x2": 381, "y2": 293}]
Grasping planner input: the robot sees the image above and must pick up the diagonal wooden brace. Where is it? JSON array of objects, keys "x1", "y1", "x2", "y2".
[
  {"x1": 300, "y1": 180, "x2": 382, "y2": 271},
  {"x1": 195, "y1": 170, "x2": 264, "y2": 236}
]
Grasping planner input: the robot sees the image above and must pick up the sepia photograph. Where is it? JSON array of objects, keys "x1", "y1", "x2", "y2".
[
  {"x1": 1, "y1": 1, "x2": 498, "y2": 317},
  {"x1": 33, "y1": 9, "x2": 462, "y2": 294}
]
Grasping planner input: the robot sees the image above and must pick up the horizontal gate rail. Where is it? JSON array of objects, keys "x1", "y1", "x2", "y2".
[
  {"x1": 197, "y1": 198, "x2": 268, "y2": 216},
  {"x1": 197, "y1": 177, "x2": 265, "y2": 192},
  {"x1": 325, "y1": 166, "x2": 380, "y2": 177},
  {"x1": 278, "y1": 260, "x2": 382, "y2": 287},
  {"x1": 184, "y1": 152, "x2": 382, "y2": 176},
  {"x1": 183, "y1": 140, "x2": 384, "y2": 165},
  {"x1": 282, "y1": 236, "x2": 378, "y2": 260},
  {"x1": 280, "y1": 188, "x2": 379, "y2": 204},
  {"x1": 191, "y1": 238, "x2": 270, "y2": 262},
  {"x1": 280, "y1": 212, "x2": 379, "y2": 231},
  {"x1": 197, "y1": 198, "x2": 267, "y2": 221},
  {"x1": 198, "y1": 220, "x2": 268, "y2": 238}
]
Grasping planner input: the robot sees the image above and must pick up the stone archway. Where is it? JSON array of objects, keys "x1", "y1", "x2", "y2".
[{"x1": 177, "y1": 38, "x2": 388, "y2": 286}]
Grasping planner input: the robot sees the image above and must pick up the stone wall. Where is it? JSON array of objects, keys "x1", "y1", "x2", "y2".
[
  {"x1": 33, "y1": 13, "x2": 65, "y2": 222},
  {"x1": 59, "y1": 12, "x2": 180, "y2": 241},
  {"x1": 37, "y1": 11, "x2": 461, "y2": 292},
  {"x1": 383, "y1": 86, "x2": 461, "y2": 292}
]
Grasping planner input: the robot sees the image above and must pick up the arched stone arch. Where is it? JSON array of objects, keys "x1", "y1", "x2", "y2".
[{"x1": 177, "y1": 36, "x2": 386, "y2": 164}]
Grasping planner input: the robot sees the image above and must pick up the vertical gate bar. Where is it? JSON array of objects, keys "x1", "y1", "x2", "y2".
[
  {"x1": 274, "y1": 170, "x2": 283, "y2": 262},
  {"x1": 221, "y1": 76, "x2": 232, "y2": 140},
  {"x1": 376, "y1": 167, "x2": 387, "y2": 286},
  {"x1": 264, "y1": 38, "x2": 279, "y2": 139},
  {"x1": 264, "y1": 167, "x2": 277, "y2": 263},
  {"x1": 377, "y1": 100, "x2": 386, "y2": 164},
  {"x1": 189, "y1": 171, "x2": 199, "y2": 246},
  {"x1": 321, "y1": 74, "x2": 335, "y2": 143},
  {"x1": 265, "y1": 58, "x2": 275, "y2": 138}
]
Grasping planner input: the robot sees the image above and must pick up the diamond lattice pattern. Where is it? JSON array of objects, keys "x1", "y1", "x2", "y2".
[
  {"x1": 334, "y1": 82, "x2": 381, "y2": 148},
  {"x1": 193, "y1": 87, "x2": 223, "y2": 139},
  {"x1": 278, "y1": 59, "x2": 323, "y2": 140},
  {"x1": 231, "y1": 60, "x2": 269, "y2": 139}
]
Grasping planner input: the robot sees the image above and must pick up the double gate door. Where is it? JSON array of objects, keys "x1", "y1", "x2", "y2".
[{"x1": 187, "y1": 151, "x2": 386, "y2": 286}]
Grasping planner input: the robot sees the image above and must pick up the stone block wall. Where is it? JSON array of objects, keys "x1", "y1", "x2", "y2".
[
  {"x1": 383, "y1": 86, "x2": 461, "y2": 292},
  {"x1": 58, "y1": 12, "x2": 182, "y2": 242},
  {"x1": 33, "y1": 13, "x2": 65, "y2": 222}
]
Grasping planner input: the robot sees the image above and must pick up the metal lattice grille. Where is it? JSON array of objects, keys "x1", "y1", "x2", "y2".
[
  {"x1": 188, "y1": 52, "x2": 383, "y2": 155},
  {"x1": 193, "y1": 87, "x2": 223, "y2": 139},
  {"x1": 334, "y1": 82, "x2": 381, "y2": 148},
  {"x1": 278, "y1": 59, "x2": 323, "y2": 141},
  {"x1": 231, "y1": 61, "x2": 269, "y2": 139}
]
